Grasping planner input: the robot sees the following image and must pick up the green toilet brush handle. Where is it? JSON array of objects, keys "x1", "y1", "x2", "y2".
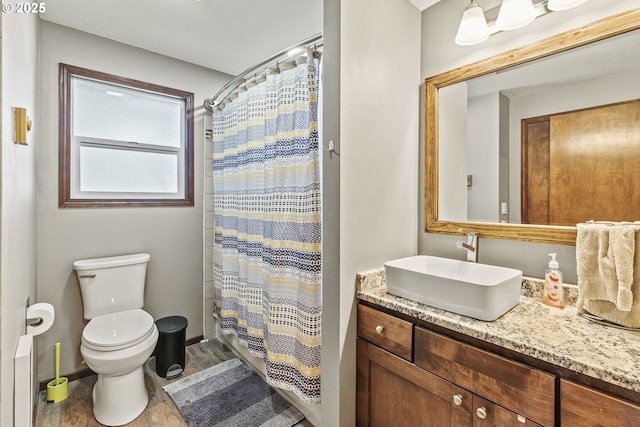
[{"x1": 54, "y1": 342, "x2": 60, "y2": 383}]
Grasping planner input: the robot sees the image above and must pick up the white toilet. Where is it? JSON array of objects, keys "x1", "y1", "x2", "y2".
[{"x1": 74, "y1": 253, "x2": 159, "y2": 426}]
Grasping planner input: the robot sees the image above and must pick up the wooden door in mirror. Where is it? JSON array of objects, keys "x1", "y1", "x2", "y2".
[{"x1": 522, "y1": 99, "x2": 640, "y2": 226}]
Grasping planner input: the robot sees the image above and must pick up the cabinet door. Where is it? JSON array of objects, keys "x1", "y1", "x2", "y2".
[
  {"x1": 357, "y1": 338, "x2": 472, "y2": 427},
  {"x1": 561, "y1": 379, "x2": 640, "y2": 427},
  {"x1": 472, "y1": 396, "x2": 542, "y2": 427},
  {"x1": 414, "y1": 327, "x2": 555, "y2": 427}
]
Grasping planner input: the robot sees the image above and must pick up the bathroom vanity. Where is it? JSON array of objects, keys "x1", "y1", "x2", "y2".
[{"x1": 356, "y1": 270, "x2": 640, "y2": 427}]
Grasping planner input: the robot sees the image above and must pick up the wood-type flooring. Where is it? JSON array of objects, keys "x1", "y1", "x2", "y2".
[{"x1": 34, "y1": 339, "x2": 313, "y2": 427}]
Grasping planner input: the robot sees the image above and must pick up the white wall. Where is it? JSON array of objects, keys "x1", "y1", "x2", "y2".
[
  {"x1": 319, "y1": 0, "x2": 342, "y2": 424},
  {"x1": 0, "y1": 7, "x2": 39, "y2": 425},
  {"x1": 467, "y1": 92, "x2": 499, "y2": 222},
  {"x1": 498, "y1": 92, "x2": 509, "y2": 223},
  {"x1": 327, "y1": 0, "x2": 421, "y2": 425},
  {"x1": 419, "y1": 0, "x2": 640, "y2": 284},
  {"x1": 36, "y1": 21, "x2": 231, "y2": 382},
  {"x1": 438, "y1": 83, "x2": 468, "y2": 221}
]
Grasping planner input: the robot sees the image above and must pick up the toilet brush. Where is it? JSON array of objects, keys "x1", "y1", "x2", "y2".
[{"x1": 46, "y1": 342, "x2": 68, "y2": 403}]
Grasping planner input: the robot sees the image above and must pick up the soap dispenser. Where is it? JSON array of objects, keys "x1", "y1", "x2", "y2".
[{"x1": 543, "y1": 253, "x2": 564, "y2": 308}]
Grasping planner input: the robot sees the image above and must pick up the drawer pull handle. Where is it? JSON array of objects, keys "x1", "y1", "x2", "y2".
[
  {"x1": 476, "y1": 407, "x2": 487, "y2": 420},
  {"x1": 452, "y1": 394, "x2": 463, "y2": 406},
  {"x1": 375, "y1": 325, "x2": 384, "y2": 334}
]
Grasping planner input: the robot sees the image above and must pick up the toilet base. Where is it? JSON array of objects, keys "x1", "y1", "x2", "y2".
[{"x1": 92, "y1": 366, "x2": 148, "y2": 426}]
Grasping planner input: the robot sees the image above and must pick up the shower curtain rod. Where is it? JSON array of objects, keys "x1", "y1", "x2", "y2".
[{"x1": 203, "y1": 32, "x2": 323, "y2": 111}]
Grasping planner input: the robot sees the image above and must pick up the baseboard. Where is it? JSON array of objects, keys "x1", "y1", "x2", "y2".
[
  {"x1": 38, "y1": 334, "x2": 204, "y2": 391},
  {"x1": 38, "y1": 367, "x2": 94, "y2": 392},
  {"x1": 186, "y1": 335, "x2": 203, "y2": 346}
]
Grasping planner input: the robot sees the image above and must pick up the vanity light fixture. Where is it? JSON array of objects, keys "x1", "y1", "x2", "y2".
[
  {"x1": 547, "y1": 0, "x2": 588, "y2": 11},
  {"x1": 454, "y1": 0, "x2": 590, "y2": 46},
  {"x1": 496, "y1": 0, "x2": 536, "y2": 31},
  {"x1": 455, "y1": 0, "x2": 490, "y2": 46}
]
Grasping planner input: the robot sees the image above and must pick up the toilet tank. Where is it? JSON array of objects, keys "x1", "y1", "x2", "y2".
[{"x1": 73, "y1": 253, "x2": 151, "y2": 319}]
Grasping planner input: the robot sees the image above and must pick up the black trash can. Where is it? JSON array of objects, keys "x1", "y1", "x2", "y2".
[{"x1": 154, "y1": 316, "x2": 188, "y2": 379}]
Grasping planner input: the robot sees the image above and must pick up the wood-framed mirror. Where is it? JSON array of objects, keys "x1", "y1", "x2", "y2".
[{"x1": 425, "y1": 9, "x2": 640, "y2": 246}]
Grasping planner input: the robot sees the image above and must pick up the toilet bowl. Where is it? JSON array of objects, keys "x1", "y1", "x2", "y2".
[
  {"x1": 80, "y1": 309, "x2": 159, "y2": 426},
  {"x1": 74, "y1": 253, "x2": 157, "y2": 426}
]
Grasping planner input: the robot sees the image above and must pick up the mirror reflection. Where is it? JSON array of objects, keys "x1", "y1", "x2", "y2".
[{"x1": 438, "y1": 29, "x2": 640, "y2": 226}]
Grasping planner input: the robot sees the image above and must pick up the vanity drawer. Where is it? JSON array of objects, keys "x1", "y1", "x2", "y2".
[
  {"x1": 415, "y1": 327, "x2": 555, "y2": 427},
  {"x1": 357, "y1": 304, "x2": 413, "y2": 361},
  {"x1": 561, "y1": 379, "x2": 640, "y2": 427}
]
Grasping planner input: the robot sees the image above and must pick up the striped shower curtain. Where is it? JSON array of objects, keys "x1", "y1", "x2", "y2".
[{"x1": 212, "y1": 51, "x2": 321, "y2": 404}]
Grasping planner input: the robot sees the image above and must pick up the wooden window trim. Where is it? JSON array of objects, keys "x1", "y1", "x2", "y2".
[{"x1": 59, "y1": 63, "x2": 195, "y2": 208}]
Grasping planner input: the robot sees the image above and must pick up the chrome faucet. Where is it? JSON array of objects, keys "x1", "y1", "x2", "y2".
[{"x1": 456, "y1": 229, "x2": 478, "y2": 262}]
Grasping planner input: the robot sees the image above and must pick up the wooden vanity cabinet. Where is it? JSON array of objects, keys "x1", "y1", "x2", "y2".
[
  {"x1": 560, "y1": 379, "x2": 640, "y2": 427},
  {"x1": 357, "y1": 304, "x2": 472, "y2": 426},
  {"x1": 472, "y1": 396, "x2": 542, "y2": 427},
  {"x1": 357, "y1": 304, "x2": 413, "y2": 361},
  {"x1": 357, "y1": 339, "x2": 473, "y2": 427},
  {"x1": 357, "y1": 303, "x2": 554, "y2": 427},
  {"x1": 414, "y1": 327, "x2": 555, "y2": 427}
]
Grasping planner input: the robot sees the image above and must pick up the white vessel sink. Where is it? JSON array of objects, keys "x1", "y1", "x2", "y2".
[{"x1": 384, "y1": 255, "x2": 523, "y2": 321}]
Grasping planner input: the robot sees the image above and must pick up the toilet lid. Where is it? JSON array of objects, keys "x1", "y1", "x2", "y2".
[{"x1": 82, "y1": 309, "x2": 156, "y2": 351}]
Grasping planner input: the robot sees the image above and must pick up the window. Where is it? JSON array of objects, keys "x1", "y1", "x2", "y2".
[{"x1": 59, "y1": 64, "x2": 194, "y2": 207}]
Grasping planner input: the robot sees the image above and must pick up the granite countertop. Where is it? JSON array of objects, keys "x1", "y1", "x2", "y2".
[{"x1": 356, "y1": 268, "x2": 640, "y2": 394}]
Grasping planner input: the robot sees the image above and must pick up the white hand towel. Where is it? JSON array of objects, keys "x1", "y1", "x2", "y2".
[
  {"x1": 576, "y1": 223, "x2": 638, "y2": 312},
  {"x1": 583, "y1": 225, "x2": 640, "y2": 328},
  {"x1": 609, "y1": 225, "x2": 636, "y2": 311}
]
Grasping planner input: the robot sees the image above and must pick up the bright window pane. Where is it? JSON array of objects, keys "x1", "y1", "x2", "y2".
[
  {"x1": 80, "y1": 145, "x2": 178, "y2": 193},
  {"x1": 73, "y1": 78, "x2": 183, "y2": 148},
  {"x1": 60, "y1": 64, "x2": 193, "y2": 206}
]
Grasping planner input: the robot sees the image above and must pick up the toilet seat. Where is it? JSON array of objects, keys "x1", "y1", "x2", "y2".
[{"x1": 82, "y1": 309, "x2": 156, "y2": 351}]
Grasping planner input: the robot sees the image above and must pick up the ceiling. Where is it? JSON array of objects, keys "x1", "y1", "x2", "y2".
[
  {"x1": 40, "y1": 0, "x2": 324, "y2": 76},
  {"x1": 40, "y1": 0, "x2": 439, "y2": 77},
  {"x1": 407, "y1": 0, "x2": 441, "y2": 11}
]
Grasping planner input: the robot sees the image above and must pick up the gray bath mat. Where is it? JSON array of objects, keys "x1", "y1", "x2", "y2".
[{"x1": 163, "y1": 358, "x2": 305, "y2": 427}]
